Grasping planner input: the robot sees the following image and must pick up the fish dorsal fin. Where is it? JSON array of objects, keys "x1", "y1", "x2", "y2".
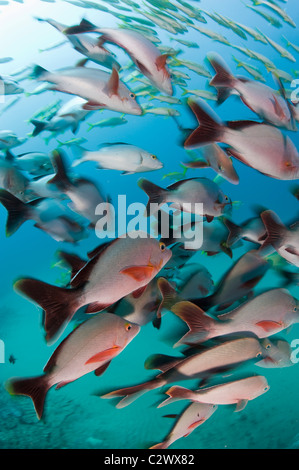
[
  {"x1": 167, "y1": 177, "x2": 197, "y2": 190},
  {"x1": 235, "y1": 399, "x2": 248, "y2": 412},
  {"x1": 94, "y1": 360, "x2": 112, "y2": 377},
  {"x1": 156, "y1": 54, "x2": 169, "y2": 71},
  {"x1": 87, "y1": 239, "x2": 114, "y2": 259},
  {"x1": 105, "y1": 67, "x2": 119, "y2": 97},
  {"x1": 57, "y1": 251, "x2": 87, "y2": 278},
  {"x1": 226, "y1": 120, "x2": 259, "y2": 130}
]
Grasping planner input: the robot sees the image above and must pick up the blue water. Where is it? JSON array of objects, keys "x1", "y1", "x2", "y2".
[{"x1": 0, "y1": 0, "x2": 299, "y2": 449}]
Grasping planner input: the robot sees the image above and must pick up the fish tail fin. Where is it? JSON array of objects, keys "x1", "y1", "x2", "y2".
[
  {"x1": 159, "y1": 386, "x2": 194, "y2": 407},
  {"x1": 47, "y1": 149, "x2": 72, "y2": 189},
  {"x1": 70, "y1": 145, "x2": 86, "y2": 167},
  {"x1": 30, "y1": 119, "x2": 48, "y2": 137},
  {"x1": 208, "y1": 53, "x2": 235, "y2": 90},
  {"x1": 184, "y1": 99, "x2": 223, "y2": 148},
  {"x1": 171, "y1": 301, "x2": 216, "y2": 345},
  {"x1": 216, "y1": 87, "x2": 233, "y2": 105},
  {"x1": 14, "y1": 278, "x2": 79, "y2": 343},
  {"x1": 149, "y1": 441, "x2": 170, "y2": 450},
  {"x1": 260, "y1": 210, "x2": 287, "y2": 250},
  {"x1": 64, "y1": 18, "x2": 97, "y2": 35},
  {"x1": 31, "y1": 65, "x2": 49, "y2": 80},
  {"x1": 223, "y1": 218, "x2": 243, "y2": 246},
  {"x1": 0, "y1": 189, "x2": 29, "y2": 236},
  {"x1": 154, "y1": 277, "x2": 179, "y2": 329},
  {"x1": 137, "y1": 178, "x2": 167, "y2": 214},
  {"x1": 101, "y1": 379, "x2": 162, "y2": 408},
  {"x1": 6, "y1": 375, "x2": 50, "y2": 420}
]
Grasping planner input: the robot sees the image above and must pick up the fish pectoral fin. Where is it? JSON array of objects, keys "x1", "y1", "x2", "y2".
[
  {"x1": 156, "y1": 54, "x2": 170, "y2": 71},
  {"x1": 120, "y1": 265, "x2": 155, "y2": 282},
  {"x1": 94, "y1": 360, "x2": 112, "y2": 377},
  {"x1": 255, "y1": 320, "x2": 283, "y2": 332},
  {"x1": 285, "y1": 245, "x2": 299, "y2": 256},
  {"x1": 235, "y1": 399, "x2": 248, "y2": 412},
  {"x1": 85, "y1": 302, "x2": 111, "y2": 313},
  {"x1": 132, "y1": 285, "x2": 148, "y2": 298},
  {"x1": 82, "y1": 101, "x2": 105, "y2": 110},
  {"x1": 85, "y1": 346, "x2": 120, "y2": 365}
]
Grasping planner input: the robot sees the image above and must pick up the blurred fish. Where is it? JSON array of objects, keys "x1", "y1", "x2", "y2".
[
  {"x1": 258, "y1": 31, "x2": 296, "y2": 62},
  {"x1": 232, "y1": 56, "x2": 266, "y2": 82},
  {"x1": 6, "y1": 312, "x2": 139, "y2": 419},
  {"x1": 39, "y1": 39, "x2": 68, "y2": 53},
  {"x1": 0, "y1": 97, "x2": 21, "y2": 116},
  {"x1": 150, "y1": 402, "x2": 217, "y2": 449},
  {"x1": 170, "y1": 38, "x2": 199, "y2": 48},
  {"x1": 224, "y1": 216, "x2": 267, "y2": 246},
  {"x1": 246, "y1": 5, "x2": 282, "y2": 28},
  {"x1": 148, "y1": 94, "x2": 181, "y2": 104},
  {"x1": 0, "y1": 75, "x2": 23, "y2": 95},
  {"x1": 283, "y1": 36, "x2": 299, "y2": 54},
  {"x1": 160, "y1": 375, "x2": 269, "y2": 410},
  {"x1": 35, "y1": 17, "x2": 120, "y2": 70},
  {"x1": 257, "y1": 338, "x2": 294, "y2": 369},
  {"x1": 208, "y1": 53, "x2": 294, "y2": 130},
  {"x1": 169, "y1": 263, "x2": 214, "y2": 299},
  {"x1": 101, "y1": 337, "x2": 271, "y2": 407},
  {"x1": 172, "y1": 288, "x2": 299, "y2": 345},
  {"x1": 87, "y1": 115, "x2": 127, "y2": 131},
  {"x1": 0, "y1": 189, "x2": 87, "y2": 243},
  {"x1": 72, "y1": 143, "x2": 163, "y2": 174},
  {"x1": 0, "y1": 158, "x2": 30, "y2": 201},
  {"x1": 31, "y1": 65, "x2": 142, "y2": 115},
  {"x1": 30, "y1": 97, "x2": 92, "y2": 137},
  {"x1": 190, "y1": 24, "x2": 230, "y2": 45},
  {"x1": 171, "y1": 57, "x2": 211, "y2": 78},
  {"x1": 65, "y1": 19, "x2": 173, "y2": 95},
  {"x1": 143, "y1": 105, "x2": 180, "y2": 116},
  {"x1": 138, "y1": 177, "x2": 232, "y2": 221},
  {"x1": 48, "y1": 149, "x2": 110, "y2": 227},
  {"x1": 0, "y1": 131, "x2": 27, "y2": 151},
  {"x1": 0, "y1": 57, "x2": 13, "y2": 63},
  {"x1": 8, "y1": 355, "x2": 16, "y2": 364},
  {"x1": 6, "y1": 151, "x2": 54, "y2": 178},
  {"x1": 181, "y1": 89, "x2": 218, "y2": 101},
  {"x1": 14, "y1": 233, "x2": 172, "y2": 342},
  {"x1": 183, "y1": 144, "x2": 239, "y2": 185},
  {"x1": 261, "y1": 210, "x2": 299, "y2": 267},
  {"x1": 250, "y1": 0, "x2": 296, "y2": 28},
  {"x1": 192, "y1": 249, "x2": 269, "y2": 312},
  {"x1": 184, "y1": 99, "x2": 299, "y2": 180}
]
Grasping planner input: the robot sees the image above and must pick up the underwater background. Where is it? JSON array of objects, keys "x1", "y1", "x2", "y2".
[{"x1": 0, "y1": 0, "x2": 299, "y2": 449}]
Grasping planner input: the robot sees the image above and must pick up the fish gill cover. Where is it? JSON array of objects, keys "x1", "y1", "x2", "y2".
[{"x1": 0, "y1": 0, "x2": 298, "y2": 451}]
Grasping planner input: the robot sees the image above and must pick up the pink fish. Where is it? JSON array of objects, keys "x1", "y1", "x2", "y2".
[
  {"x1": 65, "y1": 19, "x2": 173, "y2": 95},
  {"x1": 171, "y1": 288, "x2": 299, "y2": 345},
  {"x1": 208, "y1": 52, "x2": 295, "y2": 130},
  {"x1": 160, "y1": 375, "x2": 269, "y2": 411},
  {"x1": 150, "y1": 402, "x2": 217, "y2": 449},
  {"x1": 184, "y1": 98, "x2": 299, "y2": 180},
  {"x1": 261, "y1": 210, "x2": 299, "y2": 268},
  {"x1": 6, "y1": 312, "x2": 140, "y2": 419},
  {"x1": 15, "y1": 233, "x2": 171, "y2": 343}
]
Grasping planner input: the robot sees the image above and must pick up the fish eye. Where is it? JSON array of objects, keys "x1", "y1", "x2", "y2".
[
  {"x1": 256, "y1": 351, "x2": 262, "y2": 358},
  {"x1": 294, "y1": 306, "x2": 297, "y2": 312},
  {"x1": 264, "y1": 386, "x2": 270, "y2": 392},
  {"x1": 266, "y1": 343, "x2": 271, "y2": 349},
  {"x1": 130, "y1": 92, "x2": 136, "y2": 99},
  {"x1": 218, "y1": 164, "x2": 223, "y2": 171},
  {"x1": 285, "y1": 161, "x2": 292, "y2": 167},
  {"x1": 159, "y1": 241, "x2": 166, "y2": 251},
  {"x1": 225, "y1": 195, "x2": 229, "y2": 201},
  {"x1": 151, "y1": 154, "x2": 157, "y2": 160},
  {"x1": 125, "y1": 323, "x2": 132, "y2": 331}
]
